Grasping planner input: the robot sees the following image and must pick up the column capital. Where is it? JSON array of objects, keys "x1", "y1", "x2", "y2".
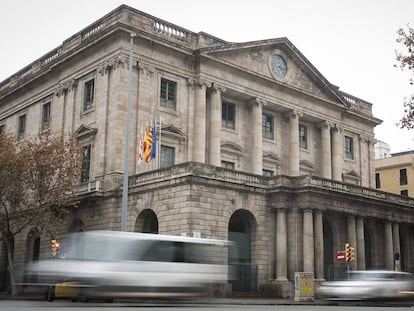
[
  {"x1": 99, "y1": 61, "x2": 113, "y2": 75},
  {"x1": 55, "y1": 79, "x2": 77, "y2": 97},
  {"x1": 137, "y1": 61, "x2": 155, "y2": 76},
  {"x1": 211, "y1": 83, "x2": 226, "y2": 93},
  {"x1": 195, "y1": 78, "x2": 212, "y2": 89},
  {"x1": 359, "y1": 133, "x2": 374, "y2": 144},
  {"x1": 332, "y1": 123, "x2": 343, "y2": 133},
  {"x1": 285, "y1": 109, "x2": 303, "y2": 120},
  {"x1": 317, "y1": 120, "x2": 333, "y2": 129},
  {"x1": 249, "y1": 97, "x2": 267, "y2": 107}
]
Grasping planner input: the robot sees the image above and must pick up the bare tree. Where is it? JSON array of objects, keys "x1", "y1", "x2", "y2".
[
  {"x1": 396, "y1": 24, "x2": 414, "y2": 129},
  {"x1": 0, "y1": 130, "x2": 82, "y2": 295}
]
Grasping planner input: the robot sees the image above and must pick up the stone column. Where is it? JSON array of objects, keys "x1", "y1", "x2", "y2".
[
  {"x1": 319, "y1": 121, "x2": 332, "y2": 179},
  {"x1": 356, "y1": 217, "x2": 366, "y2": 270},
  {"x1": 288, "y1": 110, "x2": 301, "y2": 176},
  {"x1": 193, "y1": 80, "x2": 210, "y2": 163},
  {"x1": 393, "y1": 222, "x2": 401, "y2": 264},
  {"x1": 384, "y1": 221, "x2": 394, "y2": 270},
  {"x1": 303, "y1": 209, "x2": 314, "y2": 273},
  {"x1": 314, "y1": 210, "x2": 324, "y2": 280},
  {"x1": 276, "y1": 209, "x2": 288, "y2": 280},
  {"x1": 332, "y1": 124, "x2": 343, "y2": 181},
  {"x1": 209, "y1": 84, "x2": 225, "y2": 167},
  {"x1": 347, "y1": 215, "x2": 357, "y2": 270},
  {"x1": 251, "y1": 98, "x2": 265, "y2": 175}
]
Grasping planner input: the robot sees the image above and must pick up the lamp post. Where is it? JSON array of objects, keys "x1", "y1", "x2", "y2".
[{"x1": 121, "y1": 32, "x2": 136, "y2": 232}]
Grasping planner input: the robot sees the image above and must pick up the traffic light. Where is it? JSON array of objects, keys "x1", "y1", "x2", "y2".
[
  {"x1": 349, "y1": 246, "x2": 355, "y2": 262},
  {"x1": 344, "y1": 243, "x2": 355, "y2": 262},
  {"x1": 345, "y1": 243, "x2": 350, "y2": 261},
  {"x1": 50, "y1": 239, "x2": 60, "y2": 257}
]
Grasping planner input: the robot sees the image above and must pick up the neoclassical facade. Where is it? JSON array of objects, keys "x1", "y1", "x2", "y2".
[{"x1": 1, "y1": 5, "x2": 413, "y2": 297}]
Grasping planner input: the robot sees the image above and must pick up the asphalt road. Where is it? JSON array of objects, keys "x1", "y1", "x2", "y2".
[{"x1": 1, "y1": 299, "x2": 414, "y2": 311}]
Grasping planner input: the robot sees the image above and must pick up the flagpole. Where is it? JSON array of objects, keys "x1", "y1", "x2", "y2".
[
  {"x1": 158, "y1": 116, "x2": 162, "y2": 169},
  {"x1": 121, "y1": 32, "x2": 135, "y2": 232}
]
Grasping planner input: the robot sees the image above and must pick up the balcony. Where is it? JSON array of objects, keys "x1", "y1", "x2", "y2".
[{"x1": 130, "y1": 162, "x2": 414, "y2": 208}]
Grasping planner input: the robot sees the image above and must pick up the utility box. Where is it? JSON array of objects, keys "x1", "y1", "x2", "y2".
[{"x1": 294, "y1": 272, "x2": 314, "y2": 302}]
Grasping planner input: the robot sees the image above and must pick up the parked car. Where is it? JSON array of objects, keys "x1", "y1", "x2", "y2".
[{"x1": 317, "y1": 270, "x2": 414, "y2": 300}]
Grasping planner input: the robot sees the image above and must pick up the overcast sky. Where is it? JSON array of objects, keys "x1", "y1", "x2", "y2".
[{"x1": 1, "y1": 0, "x2": 413, "y2": 153}]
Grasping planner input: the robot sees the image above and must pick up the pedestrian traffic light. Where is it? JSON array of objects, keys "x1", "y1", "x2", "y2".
[{"x1": 50, "y1": 239, "x2": 60, "y2": 257}]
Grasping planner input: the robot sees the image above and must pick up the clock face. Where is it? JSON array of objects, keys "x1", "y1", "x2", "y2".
[{"x1": 270, "y1": 54, "x2": 287, "y2": 78}]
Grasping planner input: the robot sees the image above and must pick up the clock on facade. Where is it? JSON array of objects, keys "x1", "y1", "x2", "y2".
[{"x1": 270, "y1": 54, "x2": 287, "y2": 78}]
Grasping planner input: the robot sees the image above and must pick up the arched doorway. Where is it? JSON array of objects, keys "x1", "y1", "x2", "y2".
[
  {"x1": 228, "y1": 210, "x2": 257, "y2": 292},
  {"x1": 135, "y1": 209, "x2": 158, "y2": 234}
]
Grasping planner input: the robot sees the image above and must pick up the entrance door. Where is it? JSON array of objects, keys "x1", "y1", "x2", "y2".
[{"x1": 228, "y1": 211, "x2": 256, "y2": 292}]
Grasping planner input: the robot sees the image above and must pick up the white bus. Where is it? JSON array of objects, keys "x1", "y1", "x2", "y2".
[{"x1": 27, "y1": 230, "x2": 231, "y2": 300}]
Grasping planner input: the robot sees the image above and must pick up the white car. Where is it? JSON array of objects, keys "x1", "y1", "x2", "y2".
[{"x1": 317, "y1": 270, "x2": 414, "y2": 300}]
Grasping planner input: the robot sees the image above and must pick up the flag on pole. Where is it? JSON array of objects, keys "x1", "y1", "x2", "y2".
[
  {"x1": 143, "y1": 125, "x2": 153, "y2": 163},
  {"x1": 150, "y1": 120, "x2": 156, "y2": 160},
  {"x1": 138, "y1": 125, "x2": 144, "y2": 165}
]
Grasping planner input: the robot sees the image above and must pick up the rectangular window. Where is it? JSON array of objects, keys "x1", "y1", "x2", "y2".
[
  {"x1": 41, "y1": 102, "x2": 51, "y2": 130},
  {"x1": 221, "y1": 160, "x2": 235, "y2": 170},
  {"x1": 344, "y1": 136, "x2": 354, "y2": 160},
  {"x1": 262, "y1": 114, "x2": 273, "y2": 140},
  {"x1": 375, "y1": 173, "x2": 381, "y2": 189},
  {"x1": 18, "y1": 114, "x2": 26, "y2": 140},
  {"x1": 160, "y1": 78, "x2": 177, "y2": 110},
  {"x1": 160, "y1": 145, "x2": 175, "y2": 168},
  {"x1": 83, "y1": 79, "x2": 94, "y2": 111},
  {"x1": 299, "y1": 124, "x2": 308, "y2": 149},
  {"x1": 263, "y1": 169, "x2": 273, "y2": 177},
  {"x1": 222, "y1": 101, "x2": 235, "y2": 129},
  {"x1": 80, "y1": 145, "x2": 91, "y2": 183},
  {"x1": 400, "y1": 168, "x2": 408, "y2": 185},
  {"x1": 401, "y1": 189, "x2": 408, "y2": 197}
]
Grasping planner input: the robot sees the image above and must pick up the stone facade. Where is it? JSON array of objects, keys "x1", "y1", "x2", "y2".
[{"x1": 1, "y1": 5, "x2": 414, "y2": 297}]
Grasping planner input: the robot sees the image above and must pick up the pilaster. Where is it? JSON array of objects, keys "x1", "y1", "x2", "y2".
[
  {"x1": 318, "y1": 121, "x2": 332, "y2": 179},
  {"x1": 332, "y1": 124, "x2": 343, "y2": 181},
  {"x1": 209, "y1": 83, "x2": 225, "y2": 167},
  {"x1": 193, "y1": 79, "x2": 211, "y2": 163},
  {"x1": 287, "y1": 110, "x2": 302, "y2": 176},
  {"x1": 251, "y1": 98, "x2": 265, "y2": 175}
]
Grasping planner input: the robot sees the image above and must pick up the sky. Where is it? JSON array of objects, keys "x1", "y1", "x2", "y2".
[{"x1": 1, "y1": 0, "x2": 413, "y2": 153}]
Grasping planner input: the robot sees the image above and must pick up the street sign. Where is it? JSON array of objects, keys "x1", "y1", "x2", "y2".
[{"x1": 336, "y1": 251, "x2": 346, "y2": 262}]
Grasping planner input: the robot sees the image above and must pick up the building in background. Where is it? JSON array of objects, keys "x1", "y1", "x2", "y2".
[
  {"x1": 1, "y1": 5, "x2": 414, "y2": 297},
  {"x1": 374, "y1": 140, "x2": 391, "y2": 159},
  {"x1": 375, "y1": 150, "x2": 414, "y2": 197}
]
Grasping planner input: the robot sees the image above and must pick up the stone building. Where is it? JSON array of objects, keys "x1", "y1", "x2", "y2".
[{"x1": 1, "y1": 5, "x2": 414, "y2": 297}]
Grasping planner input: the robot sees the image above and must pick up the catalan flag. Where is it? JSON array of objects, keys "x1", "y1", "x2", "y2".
[{"x1": 142, "y1": 126, "x2": 153, "y2": 163}]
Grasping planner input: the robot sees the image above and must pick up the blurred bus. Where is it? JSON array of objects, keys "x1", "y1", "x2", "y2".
[{"x1": 26, "y1": 231, "x2": 232, "y2": 300}]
